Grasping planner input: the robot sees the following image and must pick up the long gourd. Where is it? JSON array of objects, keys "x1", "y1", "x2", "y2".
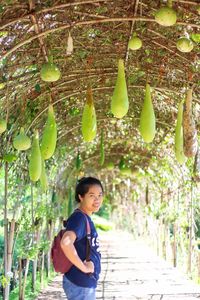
[
  {"x1": 41, "y1": 104, "x2": 57, "y2": 160},
  {"x1": 175, "y1": 100, "x2": 186, "y2": 164},
  {"x1": 81, "y1": 88, "x2": 97, "y2": 142},
  {"x1": 111, "y1": 59, "x2": 129, "y2": 118},
  {"x1": 139, "y1": 84, "x2": 156, "y2": 143},
  {"x1": 29, "y1": 130, "x2": 42, "y2": 182}
]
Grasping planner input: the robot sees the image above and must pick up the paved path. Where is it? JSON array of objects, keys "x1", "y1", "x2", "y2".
[{"x1": 36, "y1": 231, "x2": 200, "y2": 300}]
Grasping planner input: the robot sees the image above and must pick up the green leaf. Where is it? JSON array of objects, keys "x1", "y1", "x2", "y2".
[
  {"x1": 35, "y1": 83, "x2": 41, "y2": 92},
  {"x1": 191, "y1": 33, "x2": 200, "y2": 43}
]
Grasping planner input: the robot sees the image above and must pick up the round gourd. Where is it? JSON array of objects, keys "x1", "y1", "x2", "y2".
[
  {"x1": 120, "y1": 166, "x2": 132, "y2": 176},
  {"x1": 111, "y1": 59, "x2": 129, "y2": 118},
  {"x1": 0, "y1": 83, "x2": 6, "y2": 90},
  {"x1": 176, "y1": 38, "x2": 194, "y2": 53},
  {"x1": 29, "y1": 130, "x2": 42, "y2": 182},
  {"x1": 128, "y1": 36, "x2": 142, "y2": 50},
  {"x1": 155, "y1": 6, "x2": 177, "y2": 26},
  {"x1": 41, "y1": 105, "x2": 57, "y2": 160},
  {"x1": 0, "y1": 119, "x2": 7, "y2": 134},
  {"x1": 40, "y1": 56, "x2": 61, "y2": 82},
  {"x1": 13, "y1": 128, "x2": 31, "y2": 151},
  {"x1": 106, "y1": 162, "x2": 114, "y2": 170}
]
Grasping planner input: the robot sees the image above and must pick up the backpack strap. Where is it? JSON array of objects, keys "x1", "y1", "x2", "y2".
[{"x1": 73, "y1": 208, "x2": 92, "y2": 261}]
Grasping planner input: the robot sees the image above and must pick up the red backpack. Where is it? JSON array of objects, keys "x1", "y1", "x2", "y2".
[{"x1": 51, "y1": 209, "x2": 91, "y2": 274}]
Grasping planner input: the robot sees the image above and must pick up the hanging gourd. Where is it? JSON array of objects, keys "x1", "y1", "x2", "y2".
[
  {"x1": 13, "y1": 127, "x2": 31, "y2": 151},
  {"x1": 139, "y1": 83, "x2": 156, "y2": 143},
  {"x1": 41, "y1": 104, "x2": 57, "y2": 160},
  {"x1": 183, "y1": 88, "x2": 198, "y2": 157},
  {"x1": 0, "y1": 118, "x2": 7, "y2": 134},
  {"x1": 81, "y1": 88, "x2": 97, "y2": 142},
  {"x1": 119, "y1": 158, "x2": 131, "y2": 176},
  {"x1": 40, "y1": 56, "x2": 61, "y2": 82},
  {"x1": 106, "y1": 161, "x2": 114, "y2": 170},
  {"x1": 128, "y1": 32, "x2": 142, "y2": 50},
  {"x1": 66, "y1": 31, "x2": 73, "y2": 56},
  {"x1": 111, "y1": 59, "x2": 129, "y2": 118},
  {"x1": 99, "y1": 130, "x2": 105, "y2": 166},
  {"x1": 76, "y1": 151, "x2": 82, "y2": 171},
  {"x1": 174, "y1": 100, "x2": 187, "y2": 164},
  {"x1": 155, "y1": 0, "x2": 177, "y2": 27},
  {"x1": 29, "y1": 130, "x2": 42, "y2": 182},
  {"x1": 176, "y1": 37, "x2": 194, "y2": 53},
  {"x1": 40, "y1": 158, "x2": 48, "y2": 192}
]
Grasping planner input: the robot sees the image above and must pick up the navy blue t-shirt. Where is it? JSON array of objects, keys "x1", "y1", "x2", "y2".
[{"x1": 64, "y1": 210, "x2": 101, "y2": 288}]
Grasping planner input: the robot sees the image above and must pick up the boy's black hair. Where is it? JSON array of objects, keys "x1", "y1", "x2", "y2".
[{"x1": 75, "y1": 177, "x2": 104, "y2": 203}]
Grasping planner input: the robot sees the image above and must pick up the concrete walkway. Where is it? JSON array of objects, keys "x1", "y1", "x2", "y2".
[{"x1": 37, "y1": 231, "x2": 200, "y2": 300}]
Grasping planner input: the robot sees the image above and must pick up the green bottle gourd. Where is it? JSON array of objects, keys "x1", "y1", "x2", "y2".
[
  {"x1": 99, "y1": 130, "x2": 105, "y2": 166},
  {"x1": 175, "y1": 100, "x2": 187, "y2": 164},
  {"x1": 76, "y1": 151, "x2": 82, "y2": 171},
  {"x1": 0, "y1": 118, "x2": 7, "y2": 134},
  {"x1": 29, "y1": 130, "x2": 42, "y2": 182},
  {"x1": 139, "y1": 84, "x2": 156, "y2": 143},
  {"x1": 81, "y1": 88, "x2": 97, "y2": 142},
  {"x1": 40, "y1": 55, "x2": 61, "y2": 82},
  {"x1": 40, "y1": 158, "x2": 48, "y2": 192},
  {"x1": 41, "y1": 104, "x2": 57, "y2": 160},
  {"x1": 111, "y1": 59, "x2": 129, "y2": 118},
  {"x1": 13, "y1": 127, "x2": 31, "y2": 151}
]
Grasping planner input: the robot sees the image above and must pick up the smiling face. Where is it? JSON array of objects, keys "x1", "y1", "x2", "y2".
[{"x1": 78, "y1": 184, "x2": 104, "y2": 215}]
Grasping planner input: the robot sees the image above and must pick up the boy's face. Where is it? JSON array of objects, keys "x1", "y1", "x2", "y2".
[{"x1": 79, "y1": 184, "x2": 103, "y2": 215}]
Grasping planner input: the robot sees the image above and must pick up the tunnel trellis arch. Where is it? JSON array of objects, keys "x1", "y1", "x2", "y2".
[{"x1": 0, "y1": 0, "x2": 199, "y2": 171}]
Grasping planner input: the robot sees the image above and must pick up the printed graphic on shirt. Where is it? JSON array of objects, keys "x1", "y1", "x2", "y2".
[{"x1": 92, "y1": 234, "x2": 100, "y2": 253}]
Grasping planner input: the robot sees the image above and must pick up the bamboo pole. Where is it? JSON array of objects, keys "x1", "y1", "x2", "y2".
[
  {"x1": 20, "y1": 259, "x2": 30, "y2": 300},
  {"x1": 173, "y1": 222, "x2": 177, "y2": 267},
  {"x1": 7, "y1": 219, "x2": 15, "y2": 274},
  {"x1": 3, "y1": 162, "x2": 9, "y2": 300},
  {"x1": 187, "y1": 182, "x2": 194, "y2": 274},
  {"x1": 40, "y1": 251, "x2": 45, "y2": 289}
]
